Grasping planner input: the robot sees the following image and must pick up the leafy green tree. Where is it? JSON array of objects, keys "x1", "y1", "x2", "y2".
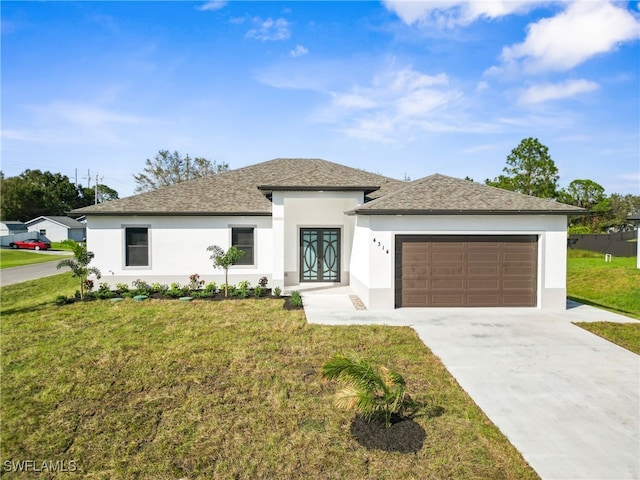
[
  {"x1": 206, "y1": 245, "x2": 245, "y2": 297},
  {"x1": 134, "y1": 150, "x2": 229, "y2": 193},
  {"x1": 609, "y1": 193, "x2": 640, "y2": 230},
  {"x1": 486, "y1": 138, "x2": 559, "y2": 198},
  {"x1": 57, "y1": 243, "x2": 101, "y2": 299},
  {"x1": 322, "y1": 353, "x2": 410, "y2": 428},
  {"x1": 0, "y1": 169, "x2": 119, "y2": 221},
  {"x1": 1, "y1": 170, "x2": 79, "y2": 221},
  {"x1": 558, "y1": 179, "x2": 611, "y2": 233},
  {"x1": 77, "y1": 185, "x2": 120, "y2": 207}
]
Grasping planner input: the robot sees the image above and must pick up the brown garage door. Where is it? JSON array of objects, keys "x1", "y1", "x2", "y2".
[{"x1": 395, "y1": 235, "x2": 537, "y2": 307}]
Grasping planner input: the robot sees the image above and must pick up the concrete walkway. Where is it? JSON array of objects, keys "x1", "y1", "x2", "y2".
[{"x1": 303, "y1": 289, "x2": 640, "y2": 480}]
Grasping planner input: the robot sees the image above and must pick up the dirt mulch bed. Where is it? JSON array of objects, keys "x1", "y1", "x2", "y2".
[{"x1": 350, "y1": 414, "x2": 426, "y2": 453}]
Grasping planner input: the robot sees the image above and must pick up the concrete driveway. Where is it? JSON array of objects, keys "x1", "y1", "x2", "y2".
[{"x1": 303, "y1": 291, "x2": 640, "y2": 480}]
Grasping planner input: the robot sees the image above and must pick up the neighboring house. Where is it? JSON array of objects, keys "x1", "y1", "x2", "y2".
[
  {"x1": 0, "y1": 221, "x2": 32, "y2": 247},
  {"x1": 73, "y1": 158, "x2": 585, "y2": 310},
  {"x1": 0, "y1": 221, "x2": 28, "y2": 236},
  {"x1": 25, "y1": 216, "x2": 86, "y2": 243}
]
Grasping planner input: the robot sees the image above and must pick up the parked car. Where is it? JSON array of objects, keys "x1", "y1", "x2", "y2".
[{"x1": 9, "y1": 239, "x2": 52, "y2": 251}]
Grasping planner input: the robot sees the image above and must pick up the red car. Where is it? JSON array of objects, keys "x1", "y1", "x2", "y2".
[{"x1": 9, "y1": 239, "x2": 51, "y2": 251}]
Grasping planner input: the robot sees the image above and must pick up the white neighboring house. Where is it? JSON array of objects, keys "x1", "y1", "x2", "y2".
[
  {"x1": 72, "y1": 158, "x2": 585, "y2": 310},
  {"x1": 0, "y1": 221, "x2": 28, "y2": 236},
  {"x1": 25, "y1": 216, "x2": 86, "y2": 243}
]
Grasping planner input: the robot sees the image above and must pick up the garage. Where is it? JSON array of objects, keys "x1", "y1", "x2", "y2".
[{"x1": 395, "y1": 235, "x2": 538, "y2": 307}]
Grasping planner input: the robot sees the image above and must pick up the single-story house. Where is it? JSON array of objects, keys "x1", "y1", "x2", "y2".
[
  {"x1": 0, "y1": 221, "x2": 28, "y2": 236},
  {"x1": 73, "y1": 158, "x2": 585, "y2": 310},
  {"x1": 25, "y1": 216, "x2": 86, "y2": 243}
]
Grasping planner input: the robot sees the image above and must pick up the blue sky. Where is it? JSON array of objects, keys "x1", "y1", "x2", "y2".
[{"x1": 2, "y1": 1, "x2": 639, "y2": 198}]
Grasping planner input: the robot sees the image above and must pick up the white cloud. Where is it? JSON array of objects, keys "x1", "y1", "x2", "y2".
[
  {"x1": 519, "y1": 79, "x2": 599, "y2": 104},
  {"x1": 246, "y1": 17, "x2": 290, "y2": 41},
  {"x1": 315, "y1": 66, "x2": 466, "y2": 142},
  {"x1": 501, "y1": 1, "x2": 640, "y2": 73},
  {"x1": 196, "y1": 1, "x2": 226, "y2": 12},
  {"x1": 382, "y1": 0, "x2": 540, "y2": 28},
  {"x1": 290, "y1": 44, "x2": 308, "y2": 58}
]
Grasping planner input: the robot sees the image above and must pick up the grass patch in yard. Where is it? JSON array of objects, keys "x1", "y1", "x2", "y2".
[
  {"x1": 1, "y1": 273, "x2": 538, "y2": 480},
  {"x1": 567, "y1": 249, "x2": 640, "y2": 319},
  {"x1": 574, "y1": 322, "x2": 640, "y2": 355},
  {"x1": 0, "y1": 249, "x2": 71, "y2": 269}
]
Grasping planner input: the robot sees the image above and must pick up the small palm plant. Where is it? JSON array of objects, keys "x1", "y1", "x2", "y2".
[
  {"x1": 322, "y1": 353, "x2": 407, "y2": 428},
  {"x1": 57, "y1": 243, "x2": 101, "y2": 299}
]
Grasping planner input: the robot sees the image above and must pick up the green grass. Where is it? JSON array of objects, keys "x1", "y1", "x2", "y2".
[
  {"x1": 574, "y1": 322, "x2": 640, "y2": 354},
  {"x1": 567, "y1": 249, "x2": 640, "y2": 353},
  {"x1": 567, "y1": 249, "x2": 640, "y2": 319},
  {"x1": 1, "y1": 273, "x2": 538, "y2": 480},
  {"x1": 0, "y1": 249, "x2": 71, "y2": 269}
]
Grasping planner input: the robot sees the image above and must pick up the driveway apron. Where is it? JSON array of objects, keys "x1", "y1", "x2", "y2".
[{"x1": 303, "y1": 294, "x2": 640, "y2": 480}]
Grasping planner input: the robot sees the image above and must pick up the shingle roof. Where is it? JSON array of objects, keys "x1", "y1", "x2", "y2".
[
  {"x1": 72, "y1": 158, "x2": 403, "y2": 216},
  {"x1": 26, "y1": 216, "x2": 86, "y2": 229},
  {"x1": 352, "y1": 174, "x2": 587, "y2": 215}
]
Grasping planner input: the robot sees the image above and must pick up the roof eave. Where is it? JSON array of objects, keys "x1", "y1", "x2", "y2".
[
  {"x1": 76, "y1": 211, "x2": 273, "y2": 217},
  {"x1": 350, "y1": 209, "x2": 587, "y2": 216},
  {"x1": 258, "y1": 185, "x2": 380, "y2": 195}
]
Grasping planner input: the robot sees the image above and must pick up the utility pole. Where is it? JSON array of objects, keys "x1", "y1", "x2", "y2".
[{"x1": 95, "y1": 174, "x2": 99, "y2": 204}]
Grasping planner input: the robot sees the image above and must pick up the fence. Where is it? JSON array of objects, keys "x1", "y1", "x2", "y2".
[{"x1": 568, "y1": 231, "x2": 637, "y2": 257}]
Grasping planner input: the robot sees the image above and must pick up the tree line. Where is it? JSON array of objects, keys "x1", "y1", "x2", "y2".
[
  {"x1": 0, "y1": 170, "x2": 119, "y2": 222},
  {"x1": 483, "y1": 137, "x2": 639, "y2": 234}
]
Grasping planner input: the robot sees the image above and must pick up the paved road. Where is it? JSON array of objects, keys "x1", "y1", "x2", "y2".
[
  {"x1": 0, "y1": 252, "x2": 70, "y2": 287},
  {"x1": 304, "y1": 292, "x2": 640, "y2": 480}
]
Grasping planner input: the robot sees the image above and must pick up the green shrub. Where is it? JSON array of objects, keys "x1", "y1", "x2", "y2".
[
  {"x1": 237, "y1": 281, "x2": 251, "y2": 298},
  {"x1": 116, "y1": 283, "x2": 129, "y2": 293},
  {"x1": 95, "y1": 283, "x2": 113, "y2": 299},
  {"x1": 290, "y1": 291, "x2": 303, "y2": 307},
  {"x1": 204, "y1": 281, "x2": 217, "y2": 293},
  {"x1": 254, "y1": 285, "x2": 263, "y2": 298},
  {"x1": 132, "y1": 279, "x2": 151, "y2": 295},
  {"x1": 150, "y1": 282, "x2": 169, "y2": 294},
  {"x1": 54, "y1": 295, "x2": 72, "y2": 306},
  {"x1": 273, "y1": 286, "x2": 282, "y2": 297}
]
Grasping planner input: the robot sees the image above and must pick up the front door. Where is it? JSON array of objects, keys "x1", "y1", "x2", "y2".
[{"x1": 300, "y1": 228, "x2": 340, "y2": 282}]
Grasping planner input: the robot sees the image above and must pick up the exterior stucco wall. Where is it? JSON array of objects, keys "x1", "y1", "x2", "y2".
[
  {"x1": 273, "y1": 191, "x2": 363, "y2": 286},
  {"x1": 26, "y1": 220, "x2": 85, "y2": 242},
  {"x1": 349, "y1": 214, "x2": 568, "y2": 310},
  {"x1": 86, "y1": 215, "x2": 273, "y2": 288}
]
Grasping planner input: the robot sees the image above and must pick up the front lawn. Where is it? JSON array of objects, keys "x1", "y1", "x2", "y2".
[
  {"x1": 567, "y1": 249, "x2": 640, "y2": 319},
  {"x1": 0, "y1": 273, "x2": 538, "y2": 479},
  {"x1": 567, "y1": 249, "x2": 640, "y2": 354},
  {"x1": 0, "y1": 249, "x2": 71, "y2": 269},
  {"x1": 574, "y1": 322, "x2": 640, "y2": 355}
]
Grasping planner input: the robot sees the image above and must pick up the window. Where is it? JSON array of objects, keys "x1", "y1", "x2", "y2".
[
  {"x1": 231, "y1": 227, "x2": 254, "y2": 266},
  {"x1": 125, "y1": 227, "x2": 149, "y2": 267},
  {"x1": 39, "y1": 229, "x2": 47, "y2": 236}
]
